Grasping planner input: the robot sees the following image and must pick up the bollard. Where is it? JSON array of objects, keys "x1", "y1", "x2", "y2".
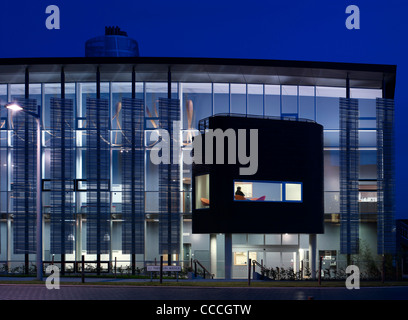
[
  {"x1": 114, "y1": 257, "x2": 117, "y2": 278},
  {"x1": 159, "y1": 256, "x2": 163, "y2": 284},
  {"x1": 194, "y1": 261, "x2": 197, "y2": 278},
  {"x1": 318, "y1": 256, "x2": 322, "y2": 286},
  {"x1": 248, "y1": 259, "x2": 252, "y2": 286},
  {"x1": 81, "y1": 255, "x2": 85, "y2": 283},
  {"x1": 382, "y1": 255, "x2": 385, "y2": 283}
]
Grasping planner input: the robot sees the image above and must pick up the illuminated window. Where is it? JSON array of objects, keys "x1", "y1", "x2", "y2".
[
  {"x1": 234, "y1": 252, "x2": 257, "y2": 266},
  {"x1": 195, "y1": 174, "x2": 210, "y2": 209},
  {"x1": 285, "y1": 183, "x2": 302, "y2": 201},
  {"x1": 233, "y1": 180, "x2": 302, "y2": 202}
]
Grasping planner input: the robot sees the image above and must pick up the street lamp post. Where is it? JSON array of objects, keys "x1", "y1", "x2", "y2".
[{"x1": 6, "y1": 102, "x2": 43, "y2": 281}]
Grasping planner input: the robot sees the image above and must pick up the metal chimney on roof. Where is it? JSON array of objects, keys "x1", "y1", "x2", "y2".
[{"x1": 105, "y1": 26, "x2": 128, "y2": 36}]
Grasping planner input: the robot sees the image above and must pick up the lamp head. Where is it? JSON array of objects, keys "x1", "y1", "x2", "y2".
[{"x1": 5, "y1": 103, "x2": 23, "y2": 112}]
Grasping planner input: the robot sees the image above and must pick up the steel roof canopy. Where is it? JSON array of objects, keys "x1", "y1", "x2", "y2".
[{"x1": 0, "y1": 56, "x2": 396, "y2": 98}]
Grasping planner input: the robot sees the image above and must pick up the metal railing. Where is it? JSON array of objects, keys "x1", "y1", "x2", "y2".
[
  {"x1": 193, "y1": 259, "x2": 214, "y2": 279},
  {"x1": 252, "y1": 259, "x2": 271, "y2": 279}
]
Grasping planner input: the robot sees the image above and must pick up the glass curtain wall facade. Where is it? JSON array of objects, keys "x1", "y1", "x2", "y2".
[{"x1": 0, "y1": 78, "x2": 392, "y2": 276}]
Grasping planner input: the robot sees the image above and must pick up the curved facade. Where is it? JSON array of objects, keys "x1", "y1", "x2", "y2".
[{"x1": 0, "y1": 57, "x2": 396, "y2": 279}]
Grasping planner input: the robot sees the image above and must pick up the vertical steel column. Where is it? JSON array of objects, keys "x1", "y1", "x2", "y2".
[
  {"x1": 61, "y1": 67, "x2": 65, "y2": 99},
  {"x1": 36, "y1": 112, "x2": 42, "y2": 280},
  {"x1": 132, "y1": 66, "x2": 136, "y2": 275},
  {"x1": 224, "y1": 233, "x2": 232, "y2": 280},
  {"x1": 132, "y1": 66, "x2": 136, "y2": 99},
  {"x1": 210, "y1": 234, "x2": 217, "y2": 278},
  {"x1": 158, "y1": 75, "x2": 180, "y2": 262},
  {"x1": 309, "y1": 234, "x2": 316, "y2": 280},
  {"x1": 167, "y1": 67, "x2": 172, "y2": 265},
  {"x1": 61, "y1": 67, "x2": 65, "y2": 275},
  {"x1": 96, "y1": 66, "x2": 101, "y2": 275},
  {"x1": 25, "y1": 68, "x2": 29, "y2": 99},
  {"x1": 25, "y1": 67, "x2": 30, "y2": 275},
  {"x1": 86, "y1": 66, "x2": 110, "y2": 273}
]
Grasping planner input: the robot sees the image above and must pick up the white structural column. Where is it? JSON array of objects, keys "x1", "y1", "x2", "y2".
[
  {"x1": 309, "y1": 234, "x2": 317, "y2": 280},
  {"x1": 210, "y1": 234, "x2": 217, "y2": 278},
  {"x1": 224, "y1": 233, "x2": 232, "y2": 280}
]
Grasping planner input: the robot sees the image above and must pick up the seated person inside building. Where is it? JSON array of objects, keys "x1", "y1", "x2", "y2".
[{"x1": 235, "y1": 186, "x2": 245, "y2": 200}]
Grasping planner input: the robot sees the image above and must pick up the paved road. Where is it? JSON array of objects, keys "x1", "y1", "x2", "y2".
[{"x1": 1, "y1": 283, "x2": 408, "y2": 300}]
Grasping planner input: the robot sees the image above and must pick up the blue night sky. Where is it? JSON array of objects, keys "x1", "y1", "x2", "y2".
[{"x1": 1, "y1": 0, "x2": 407, "y2": 219}]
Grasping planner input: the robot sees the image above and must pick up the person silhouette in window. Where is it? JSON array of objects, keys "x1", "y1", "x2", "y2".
[{"x1": 235, "y1": 186, "x2": 245, "y2": 197}]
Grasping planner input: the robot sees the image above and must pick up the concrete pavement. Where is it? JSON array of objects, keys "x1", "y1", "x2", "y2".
[{"x1": 1, "y1": 280, "x2": 408, "y2": 300}]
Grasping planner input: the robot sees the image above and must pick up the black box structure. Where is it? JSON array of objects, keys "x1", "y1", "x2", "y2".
[{"x1": 192, "y1": 115, "x2": 324, "y2": 234}]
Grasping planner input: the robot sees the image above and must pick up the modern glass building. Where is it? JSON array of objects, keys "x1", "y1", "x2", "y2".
[{"x1": 0, "y1": 57, "x2": 396, "y2": 279}]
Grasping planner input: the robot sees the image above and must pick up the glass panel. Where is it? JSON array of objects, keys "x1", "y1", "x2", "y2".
[
  {"x1": 111, "y1": 149, "x2": 122, "y2": 185},
  {"x1": 145, "y1": 191, "x2": 159, "y2": 213},
  {"x1": 359, "y1": 130, "x2": 376, "y2": 147},
  {"x1": 247, "y1": 84, "x2": 263, "y2": 116},
  {"x1": 265, "y1": 234, "x2": 281, "y2": 245},
  {"x1": 316, "y1": 97, "x2": 339, "y2": 129},
  {"x1": 282, "y1": 233, "x2": 298, "y2": 245},
  {"x1": 281, "y1": 85, "x2": 297, "y2": 114},
  {"x1": 0, "y1": 84, "x2": 8, "y2": 120},
  {"x1": 43, "y1": 149, "x2": 51, "y2": 179},
  {"x1": 232, "y1": 234, "x2": 246, "y2": 244},
  {"x1": 299, "y1": 86, "x2": 315, "y2": 121},
  {"x1": 324, "y1": 191, "x2": 340, "y2": 213},
  {"x1": 43, "y1": 83, "x2": 76, "y2": 131},
  {"x1": 213, "y1": 83, "x2": 229, "y2": 115},
  {"x1": 1, "y1": 190, "x2": 8, "y2": 213},
  {"x1": 145, "y1": 82, "x2": 177, "y2": 120},
  {"x1": 350, "y1": 88, "x2": 382, "y2": 99},
  {"x1": 145, "y1": 150, "x2": 159, "y2": 191},
  {"x1": 359, "y1": 191, "x2": 377, "y2": 202},
  {"x1": 182, "y1": 83, "x2": 212, "y2": 130},
  {"x1": 264, "y1": 85, "x2": 280, "y2": 117},
  {"x1": 248, "y1": 234, "x2": 263, "y2": 245},
  {"x1": 324, "y1": 150, "x2": 340, "y2": 191},
  {"x1": 111, "y1": 82, "x2": 144, "y2": 134},
  {"x1": 80, "y1": 82, "x2": 110, "y2": 118},
  {"x1": 316, "y1": 86, "x2": 346, "y2": 98},
  {"x1": 358, "y1": 99, "x2": 376, "y2": 118},
  {"x1": 230, "y1": 83, "x2": 246, "y2": 114},
  {"x1": 323, "y1": 130, "x2": 339, "y2": 147},
  {"x1": 0, "y1": 149, "x2": 7, "y2": 192},
  {"x1": 0, "y1": 84, "x2": 7, "y2": 96},
  {"x1": 10, "y1": 83, "x2": 41, "y2": 98},
  {"x1": 195, "y1": 174, "x2": 209, "y2": 209},
  {"x1": 285, "y1": 183, "x2": 302, "y2": 201},
  {"x1": 359, "y1": 150, "x2": 377, "y2": 180},
  {"x1": 359, "y1": 119, "x2": 376, "y2": 129},
  {"x1": 77, "y1": 191, "x2": 87, "y2": 213}
]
